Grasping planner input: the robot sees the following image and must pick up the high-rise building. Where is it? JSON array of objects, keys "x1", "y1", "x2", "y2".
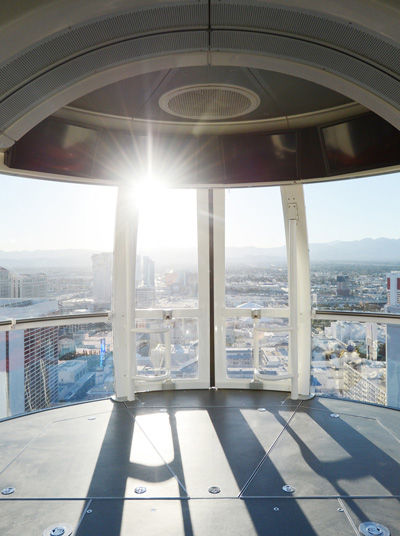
[
  {"x1": 0, "y1": 267, "x2": 11, "y2": 298},
  {"x1": 92, "y1": 253, "x2": 112, "y2": 306},
  {"x1": 142, "y1": 256, "x2": 155, "y2": 288},
  {"x1": 136, "y1": 255, "x2": 155, "y2": 288},
  {"x1": 385, "y1": 272, "x2": 400, "y2": 407},
  {"x1": 336, "y1": 275, "x2": 350, "y2": 297},
  {"x1": 2, "y1": 327, "x2": 59, "y2": 416},
  {"x1": 12, "y1": 273, "x2": 47, "y2": 298},
  {"x1": 366, "y1": 322, "x2": 378, "y2": 361}
]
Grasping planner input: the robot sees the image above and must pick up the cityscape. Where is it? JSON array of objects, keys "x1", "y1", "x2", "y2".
[{"x1": 1, "y1": 243, "x2": 400, "y2": 418}]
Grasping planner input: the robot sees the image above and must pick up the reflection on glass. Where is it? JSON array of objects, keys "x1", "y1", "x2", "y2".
[
  {"x1": 226, "y1": 317, "x2": 288, "y2": 379},
  {"x1": 135, "y1": 319, "x2": 198, "y2": 380},
  {"x1": 311, "y1": 319, "x2": 387, "y2": 406},
  {"x1": 136, "y1": 188, "x2": 198, "y2": 309},
  {"x1": 225, "y1": 187, "x2": 288, "y2": 308},
  {"x1": 1, "y1": 322, "x2": 114, "y2": 419}
]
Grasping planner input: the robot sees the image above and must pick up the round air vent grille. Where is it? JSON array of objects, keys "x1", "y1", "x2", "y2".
[{"x1": 159, "y1": 84, "x2": 260, "y2": 120}]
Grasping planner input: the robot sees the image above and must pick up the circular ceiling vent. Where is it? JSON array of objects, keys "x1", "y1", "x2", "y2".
[{"x1": 159, "y1": 84, "x2": 260, "y2": 121}]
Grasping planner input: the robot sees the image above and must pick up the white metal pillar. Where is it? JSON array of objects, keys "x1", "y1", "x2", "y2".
[
  {"x1": 196, "y1": 189, "x2": 211, "y2": 387},
  {"x1": 112, "y1": 184, "x2": 138, "y2": 401},
  {"x1": 213, "y1": 188, "x2": 226, "y2": 386},
  {"x1": 281, "y1": 184, "x2": 312, "y2": 398}
]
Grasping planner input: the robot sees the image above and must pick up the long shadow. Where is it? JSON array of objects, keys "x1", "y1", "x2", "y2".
[
  {"x1": 261, "y1": 398, "x2": 400, "y2": 524},
  {"x1": 207, "y1": 402, "x2": 320, "y2": 534},
  {"x1": 74, "y1": 402, "x2": 194, "y2": 535},
  {"x1": 169, "y1": 409, "x2": 194, "y2": 536}
]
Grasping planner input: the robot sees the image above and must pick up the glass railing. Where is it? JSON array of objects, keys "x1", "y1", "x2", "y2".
[
  {"x1": 225, "y1": 315, "x2": 289, "y2": 380},
  {"x1": 0, "y1": 313, "x2": 113, "y2": 419},
  {"x1": 2, "y1": 308, "x2": 400, "y2": 420},
  {"x1": 311, "y1": 310, "x2": 400, "y2": 408},
  {"x1": 134, "y1": 317, "x2": 199, "y2": 381}
]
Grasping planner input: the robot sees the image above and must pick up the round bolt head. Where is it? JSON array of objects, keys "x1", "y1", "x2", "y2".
[
  {"x1": 43, "y1": 525, "x2": 72, "y2": 536},
  {"x1": 50, "y1": 528, "x2": 65, "y2": 536},
  {"x1": 330, "y1": 413, "x2": 340, "y2": 418},
  {"x1": 359, "y1": 522, "x2": 390, "y2": 536},
  {"x1": 88, "y1": 416, "x2": 96, "y2": 421},
  {"x1": 257, "y1": 408, "x2": 267, "y2": 412},
  {"x1": 1, "y1": 487, "x2": 15, "y2": 495},
  {"x1": 337, "y1": 508, "x2": 344, "y2": 512},
  {"x1": 282, "y1": 485, "x2": 295, "y2": 493},
  {"x1": 134, "y1": 486, "x2": 147, "y2": 494},
  {"x1": 86, "y1": 509, "x2": 92, "y2": 514},
  {"x1": 208, "y1": 486, "x2": 221, "y2": 494},
  {"x1": 273, "y1": 506, "x2": 280, "y2": 511}
]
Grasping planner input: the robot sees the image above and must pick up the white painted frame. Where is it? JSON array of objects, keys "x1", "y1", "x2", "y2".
[
  {"x1": 112, "y1": 187, "x2": 210, "y2": 399},
  {"x1": 281, "y1": 184, "x2": 312, "y2": 397},
  {"x1": 213, "y1": 185, "x2": 311, "y2": 398},
  {"x1": 213, "y1": 188, "x2": 291, "y2": 391}
]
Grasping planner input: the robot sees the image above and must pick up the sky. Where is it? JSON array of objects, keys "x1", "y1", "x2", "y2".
[{"x1": 1, "y1": 171, "x2": 400, "y2": 251}]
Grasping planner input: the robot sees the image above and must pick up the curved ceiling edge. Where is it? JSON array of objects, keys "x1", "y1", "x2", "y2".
[{"x1": 54, "y1": 102, "x2": 367, "y2": 135}]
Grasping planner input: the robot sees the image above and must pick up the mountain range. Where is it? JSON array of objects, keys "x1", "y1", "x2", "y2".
[{"x1": 1, "y1": 237, "x2": 400, "y2": 271}]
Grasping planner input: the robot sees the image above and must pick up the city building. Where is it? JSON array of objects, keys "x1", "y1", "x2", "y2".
[
  {"x1": 1, "y1": 327, "x2": 59, "y2": 416},
  {"x1": 336, "y1": 275, "x2": 351, "y2": 297},
  {"x1": 59, "y1": 336, "x2": 76, "y2": 358},
  {"x1": 58, "y1": 359, "x2": 95, "y2": 402},
  {"x1": 92, "y1": 252, "x2": 112, "y2": 307},
  {"x1": 11, "y1": 273, "x2": 47, "y2": 298},
  {"x1": 142, "y1": 256, "x2": 155, "y2": 288},
  {"x1": 0, "y1": 267, "x2": 11, "y2": 298}
]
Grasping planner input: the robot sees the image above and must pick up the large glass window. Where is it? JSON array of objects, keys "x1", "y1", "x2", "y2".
[
  {"x1": 136, "y1": 187, "x2": 198, "y2": 309},
  {"x1": 225, "y1": 186, "x2": 288, "y2": 308},
  {"x1": 0, "y1": 321, "x2": 113, "y2": 418},
  {"x1": 0, "y1": 174, "x2": 117, "y2": 319},
  {"x1": 311, "y1": 319, "x2": 387, "y2": 405},
  {"x1": 305, "y1": 172, "x2": 400, "y2": 312},
  {"x1": 135, "y1": 318, "x2": 198, "y2": 380}
]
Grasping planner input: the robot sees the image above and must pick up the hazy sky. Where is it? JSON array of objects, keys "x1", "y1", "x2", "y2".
[{"x1": 1, "y1": 171, "x2": 400, "y2": 251}]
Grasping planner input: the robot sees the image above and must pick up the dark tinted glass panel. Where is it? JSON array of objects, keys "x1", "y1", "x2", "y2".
[
  {"x1": 7, "y1": 118, "x2": 98, "y2": 177},
  {"x1": 223, "y1": 132, "x2": 297, "y2": 183},
  {"x1": 322, "y1": 114, "x2": 400, "y2": 173}
]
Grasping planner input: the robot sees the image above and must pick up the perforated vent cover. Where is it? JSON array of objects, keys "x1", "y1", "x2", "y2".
[{"x1": 159, "y1": 84, "x2": 260, "y2": 120}]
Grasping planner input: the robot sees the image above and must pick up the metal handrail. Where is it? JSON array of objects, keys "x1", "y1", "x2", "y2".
[
  {"x1": 313, "y1": 309, "x2": 400, "y2": 324},
  {"x1": 0, "y1": 311, "x2": 111, "y2": 331}
]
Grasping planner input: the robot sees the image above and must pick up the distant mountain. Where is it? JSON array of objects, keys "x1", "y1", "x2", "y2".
[
  {"x1": 0, "y1": 249, "x2": 100, "y2": 271},
  {"x1": 309, "y1": 238, "x2": 400, "y2": 262},
  {"x1": 1, "y1": 237, "x2": 400, "y2": 272},
  {"x1": 227, "y1": 238, "x2": 400, "y2": 264}
]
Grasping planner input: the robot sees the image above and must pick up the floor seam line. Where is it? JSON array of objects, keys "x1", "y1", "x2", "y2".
[
  {"x1": 75, "y1": 498, "x2": 93, "y2": 530},
  {"x1": 337, "y1": 498, "x2": 359, "y2": 535},
  {"x1": 0, "y1": 421, "x2": 53, "y2": 477},
  {"x1": 238, "y1": 400, "x2": 303, "y2": 497},
  {"x1": 122, "y1": 401, "x2": 188, "y2": 496}
]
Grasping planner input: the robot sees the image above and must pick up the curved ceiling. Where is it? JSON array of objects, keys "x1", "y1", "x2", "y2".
[
  {"x1": 0, "y1": 1, "x2": 399, "y2": 148},
  {"x1": 60, "y1": 66, "x2": 359, "y2": 135}
]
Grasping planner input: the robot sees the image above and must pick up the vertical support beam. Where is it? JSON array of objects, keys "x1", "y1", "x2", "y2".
[
  {"x1": 197, "y1": 189, "x2": 211, "y2": 387},
  {"x1": 288, "y1": 217, "x2": 299, "y2": 399},
  {"x1": 0, "y1": 331, "x2": 9, "y2": 418},
  {"x1": 281, "y1": 184, "x2": 311, "y2": 398},
  {"x1": 213, "y1": 188, "x2": 226, "y2": 386},
  {"x1": 112, "y1": 185, "x2": 138, "y2": 401}
]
